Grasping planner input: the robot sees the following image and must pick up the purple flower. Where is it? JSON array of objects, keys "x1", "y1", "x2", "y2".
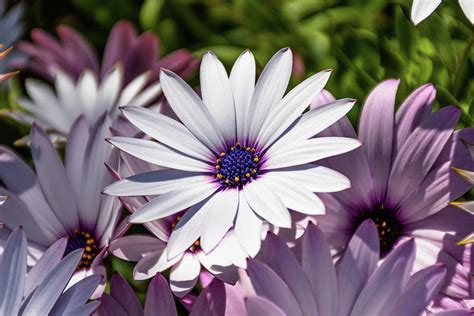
[
  {"x1": 312, "y1": 81, "x2": 474, "y2": 300},
  {"x1": 190, "y1": 221, "x2": 448, "y2": 315},
  {"x1": 17, "y1": 20, "x2": 198, "y2": 85},
  {"x1": 0, "y1": 227, "x2": 101, "y2": 315},
  {"x1": 97, "y1": 273, "x2": 177, "y2": 316},
  {"x1": 0, "y1": 114, "x2": 121, "y2": 298}
]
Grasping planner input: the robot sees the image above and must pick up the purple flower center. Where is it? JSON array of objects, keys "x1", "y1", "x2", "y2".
[
  {"x1": 64, "y1": 229, "x2": 99, "y2": 270},
  {"x1": 215, "y1": 142, "x2": 260, "y2": 188},
  {"x1": 354, "y1": 204, "x2": 402, "y2": 255}
]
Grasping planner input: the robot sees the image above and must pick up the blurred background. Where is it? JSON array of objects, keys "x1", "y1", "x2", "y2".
[{"x1": 1, "y1": 0, "x2": 473, "y2": 303}]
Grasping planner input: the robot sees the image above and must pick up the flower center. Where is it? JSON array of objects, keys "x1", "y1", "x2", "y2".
[
  {"x1": 354, "y1": 204, "x2": 402, "y2": 255},
  {"x1": 215, "y1": 142, "x2": 260, "y2": 188},
  {"x1": 64, "y1": 229, "x2": 99, "y2": 270}
]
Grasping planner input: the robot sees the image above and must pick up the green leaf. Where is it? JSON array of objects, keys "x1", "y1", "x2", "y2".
[{"x1": 140, "y1": 0, "x2": 165, "y2": 31}]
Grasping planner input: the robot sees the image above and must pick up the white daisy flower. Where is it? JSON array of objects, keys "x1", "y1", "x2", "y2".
[
  {"x1": 106, "y1": 146, "x2": 247, "y2": 298},
  {"x1": 10, "y1": 65, "x2": 161, "y2": 142},
  {"x1": 411, "y1": 0, "x2": 474, "y2": 25},
  {"x1": 104, "y1": 48, "x2": 360, "y2": 258}
]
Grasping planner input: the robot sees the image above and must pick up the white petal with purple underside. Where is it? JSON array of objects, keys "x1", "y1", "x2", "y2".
[
  {"x1": 411, "y1": 0, "x2": 442, "y2": 25},
  {"x1": 246, "y1": 48, "x2": 292, "y2": 144},
  {"x1": 169, "y1": 252, "x2": 201, "y2": 298},
  {"x1": 201, "y1": 51, "x2": 236, "y2": 143},
  {"x1": 235, "y1": 193, "x2": 262, "y2": 257},
  {"x1": 264, "y1": 137, "x2": 361, "y2": 170},
  {"x1": 230, "y1": 50, "x2": 255, "y2": 141},
  {"x1": 270, "y1": 98, "x2": 355, "y2": 151},
  {"x1": 201, "y1": 189, "x2": 238, "y2": 253},
  {"x1": 264, "y1": 164, "x2": 350, "y2": 193},
  {"x1": 257, "y1": 69, "x2": 332, "y2": 149},
  {"x1": 129, "y1": 181, "x2": 218, "y2": 223},
  {"x1": 243, "y1": 179, "x2": 291, "y2": 228},
  {"x1": 108, "y1": 137, "x2": 211, "y2": 172},
  {"x1": 167, "y1": 197, "x2": 212, "y2": 259},
  {"x1": 160, "y1": 69, "x2": 225, "y2": 153},
  {"x1": 121, "y1": 106, "x2": 212, "y2": 161},
  {"x1": 104, "y1": 169, "x2": 209, "y2": 196}
]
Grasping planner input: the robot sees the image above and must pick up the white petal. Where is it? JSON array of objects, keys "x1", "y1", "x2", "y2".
[
  {"x1": 0, "y1": 228, "x2": 27, "y2": 316},
  {"x1": 270, "y1": 98, "x2": 355, "y2": 151},
  {"x1": 166, "y1": 197, "x2": 212, "y2": 259},
  {"x1": 197, "y1": 248, "x2": 239, "y2": 284},
  {"x1": 134, "y1": 249, "x2": 181, "y2": 280},
  {"x1": 104, "y1": 169, "x2": 209, "y2": 196},
  {"x1": 264, "y1": 164, "x2": 351, "y2": 193},
  {"x1": 257, "y1": 69, "x2": 332, "y2": 149},
  {"x1": 55, "y1": 71, "x2": 81, "y2": 118},
  {"x1": 411, "y1": 0, "x2": 442, "y2": 25},
  {"x1": 121, "y1": 106, "x2": 212, "y2": 161},
  {"x1": 460, "y1": 0, "x2": 474, "y2": 24},
  {"x1": 94, "y1": 66, "x2": 122, "y2": 117},
  {"x1": 235, "y1": 193, "x2": 262, "y2": 257},
  {"x1": 129, "y1": 82, "x2": 162, "y2": 108},
  {"x1": 264, "y1": 178, "x2": 325, "y2": 215},
  {"x1": 169, "y1": 253, "x2": 201, "y2": 298},
  {"x1": 108, "y1": 136, "x2": 211, "y2": 172},
  {"x1": 230, "y1": 50, "x2": 255, "y2": 141},
  {"x1": 0, "y1": 196, "x2": 7, "y2": 206},
  {"x1": 129, "y1": 181, "x2": 218, "y2": 223},
  {"x1": 243, "y1": 180, "x2": 291, "y2": 228},
  {"x1": 77, "y1": 71, "x2": 99, "y2": 122},
  {"x1": 264, "y1": 137, "x2": 361, "y2": 170},
  {"x1": 201, "y1": 189, "x2": 239, "y2": 253},
  {"x1": 246, "y1": 48, "x2": 292, "y2": 144},
  {"x1": 109, "y1": 235, "x2": 165, "y2": 262},
  {"x1": 160, "y1": 69, "x2": 225, "y2": 153},
  {"x1": 201, "y1": 51, "x2": 236, "y2": 143},
  {"x1": 117, "y1": 71, "x2": 150, "y2": 106}
]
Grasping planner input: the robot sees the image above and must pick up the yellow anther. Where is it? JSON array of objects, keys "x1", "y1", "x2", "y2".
[
  {"x1": 84, "y1": 233, "x2": 91, "y2": 238},
  {"x1": 216, "y1": 158, "x2": 221, "y2": 163},
  {"x1": 85, "y1": 246, "x2": 92, "y2": 252},
  {"x1": 216, "y1": 165, "x2": 221, "y2": 170},
  {"x1": 253, "y1": 157, "x2": 259, "y2": 162},
  {"x1": 381, "y1": 221, "x2": 387, "y2": 227},
  {"x1": 87, "y1": 255, "x2": 93, "y2": 260},
  {"x1": 236, "y1": 141, "x2": 241, "y2": 147},
  {"x1": 82, "y1": 254, "x2": 88, "y2": 259},
  {"x1": 225, "y1": 179, "x2": 230, "y2": 184},
  {"x1": 231, "y1": 147, "x2": 235, "y2": 151},
  {"x1": 220, "y1": 152, "x2": 226, "y2": 157},
  {"x1": 246, "y1": 147, "x2": 251, "y2": 151},
  {"x1": 251, "y1": 148, "x2": 256, "y2": 153},
  {"x1": 217, "y1": 174, "x2": 223, "y2": 179},
  {"x1": 251, "y1": 169, "x2": 257, "y2": 174},
  {"x1": 245, "y1": 173, "x2": 251, "y2": 178},
  {"x1": 234, "y1": 177, "x2": 240, "y2": 182}
]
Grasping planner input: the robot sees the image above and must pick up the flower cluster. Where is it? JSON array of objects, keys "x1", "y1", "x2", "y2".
[{"x1": 0, "y1": 5, "x2": 472, "y2": 315}]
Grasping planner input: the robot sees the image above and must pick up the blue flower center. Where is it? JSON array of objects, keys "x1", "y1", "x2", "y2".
[
  {"x1": 64, "y1": 229, "x2": 99, "y2": 270},
  {"x1": 215, "y1": 142, "x2": 260, "y2": 188},
  {"x1": 354, "y1": 204, "x2": 402, "y2": 255}
]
